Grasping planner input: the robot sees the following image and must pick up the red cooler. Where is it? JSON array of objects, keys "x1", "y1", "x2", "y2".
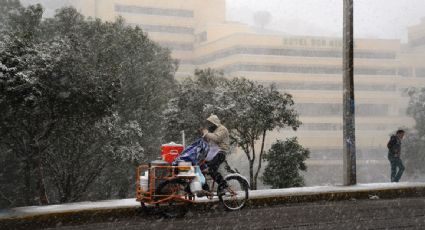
[{"x1": 161, "y1": 142, "x2": 184, "y2": 163}]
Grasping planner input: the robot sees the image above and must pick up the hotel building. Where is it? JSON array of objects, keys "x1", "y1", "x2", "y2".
[{"x1": 74, "y1": 0, "x2": 425, "y2": 185}]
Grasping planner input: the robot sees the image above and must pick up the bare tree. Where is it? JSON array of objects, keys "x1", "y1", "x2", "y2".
[{"x1": 253, "y1": 11, "x2": 272, "y2": 29}]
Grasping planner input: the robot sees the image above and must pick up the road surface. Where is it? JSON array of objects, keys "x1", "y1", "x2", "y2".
[{"x1": 43, "y1": 197, "x2": 425, "y2": 229}]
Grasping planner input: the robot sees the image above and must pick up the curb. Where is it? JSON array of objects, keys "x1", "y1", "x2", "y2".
[
  {"x1": 2, "y1": 186, "x2": 425, "y2": 229},
  {"x1": 247, "y1": 186, "x2": 425, "y2": 205},
  {"x1": 0, "y1": 207, "x2": 140, "y2": 230}
]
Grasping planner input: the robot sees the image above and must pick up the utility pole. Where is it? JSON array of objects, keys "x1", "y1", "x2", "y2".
[
  {"x1": 181, "y1": 130, "x2": 186, "y2": 148},
  {"x1": 343, "y1": 0, "x2": 356, "y2": 185}
]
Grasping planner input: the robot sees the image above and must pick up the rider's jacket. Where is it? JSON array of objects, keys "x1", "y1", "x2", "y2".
[{"x1": 204, "y1": 124, "x2": 229, "y2": 153}]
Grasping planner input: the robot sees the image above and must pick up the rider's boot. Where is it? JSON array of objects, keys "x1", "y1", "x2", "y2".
[
  {"x1": 217, "y1": 182, "x2": 229, "y2": 196},
  {"x1": 196, "y1": 182, "x2": 213, "y2": 197},
  {"x1": 202, "y1": 183, "x2": 210, "y2": 191}
]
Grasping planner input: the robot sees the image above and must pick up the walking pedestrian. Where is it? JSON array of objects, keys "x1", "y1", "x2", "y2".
[{"x1": 387, "y1": 129, "x2": 405, "y2": 182}]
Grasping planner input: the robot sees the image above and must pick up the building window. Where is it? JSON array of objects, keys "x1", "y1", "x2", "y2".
[
  {"x1": 410, "y1": 36, "x2": 425, "y2": 47},
  {"x1": 398, "y1": 68, "x2": 411, "y2": 77},
  {"x1": 300, "y1": 123, "x2": 342, "y2": 130},
  {"x1": 195, "y1": 31, "x2": 207, "y2": 43},
  {"x1": 158, "y1": 42, "x2": 194, "y2": 51},
  {"x1": 127, "y1": 23, "x2": 194, "y2": 34},
  {"x1": 193, "y1": 47, "x2": 396, "y2": 65},
  {"x1": 299, "y1": 123, "x2": 393, "y2": 131},
  {"x1": 416, "y1": 68, "x2": 425, "y2": 77},
  {"x1": 223, "y1": 64, "x2": 396, "y2": 76},
  {"x1": 256, "y1": 81, "x2": 396, "y2": 91},
  {"x1": 295, "y1": 103, "x2": 342, "y2": 116},
  {"x1": 115, "y1": 4, "x2": 194, "y2": 18},
  {"x1": 356, "y1": 104, "x2": 389, "y2": 116},
  {"x1": 294, "y1": 103, "x2": 388, "y2": 116},
  {"x1": 355, "y1": 52, "x2": 396, "y2": 59}
]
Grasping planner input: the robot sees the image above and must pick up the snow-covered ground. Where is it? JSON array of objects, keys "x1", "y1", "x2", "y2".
[
  {"x1": 0, "y1": 198, "x2": 140, "y2": 219},
  {"x1": 2, "y1": 182, "x2": 425, "y2": 220},
  {"x1": 249, "y1": 182, "x2": 425, "y2": 198}
]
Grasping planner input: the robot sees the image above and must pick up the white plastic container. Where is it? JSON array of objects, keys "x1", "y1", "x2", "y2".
[
  {"x1": 190, "y1": 177, "x2": 202, "y2": 193},
  {"x1": 140, "y1": 171, "x2": 149, "y2": 191}
]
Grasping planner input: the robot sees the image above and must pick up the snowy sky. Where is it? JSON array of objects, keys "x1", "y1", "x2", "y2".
[
  {"x1": 20, "y1": 0, "x2": 425, "y2": 42},
  {"x1": 227, "y1": 0, "x2": 425, "y2": 41}
]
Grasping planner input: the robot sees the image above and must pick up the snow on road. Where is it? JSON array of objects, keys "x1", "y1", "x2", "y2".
[{"x1": 2, "y1": 182, "x2": 425, "y2": 220}]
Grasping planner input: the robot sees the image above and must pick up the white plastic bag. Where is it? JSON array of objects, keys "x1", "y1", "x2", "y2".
[{"x1": 195, "y1": 166, "x2": 205, "y2": 185}]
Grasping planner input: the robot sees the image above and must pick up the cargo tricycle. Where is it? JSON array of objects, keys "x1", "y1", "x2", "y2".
[{"x1": 136, "y1": 142, "x2": 249, "y2": 217}]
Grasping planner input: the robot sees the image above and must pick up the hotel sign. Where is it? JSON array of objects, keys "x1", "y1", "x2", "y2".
[{"x1": 283, "y1": 37, "x2": 344, "y2": 48}]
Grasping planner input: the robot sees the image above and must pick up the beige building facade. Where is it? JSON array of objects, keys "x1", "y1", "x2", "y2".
[{"x1": 75, "y1": 0, "x2": 425, "y2": 185}]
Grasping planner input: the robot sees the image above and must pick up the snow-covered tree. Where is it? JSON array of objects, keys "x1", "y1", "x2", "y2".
[
  {"x1": 164, "y1": 73, "x2": 302, "y2": 190},
  {"x1": 403, "y1": 88, "x2": 425, "y2": 177},
  {"x1": 0, "y1": 0, "x2": 22, "y2": 39},
  {"x1": 0, "y1": 5, "x2": 176, "y2": 207},
  {"x1": 215, "y1": 78, "x2": 301, "y2": 190},
  {"x1": 262, "y1": 138, "x2": 310, "y2": 188},
  {"x1": 253, "y1": 11, "x2": 272, "y2": 29},
  {"x1": 43, "y1": 115, "x2": 143, "y2": 202},
  {"x1": 0, "y1": 4, "x2": 62, "y2": 206},
  {"x1": 162, "y1": 68, "x2": 226, "y2": 144}
]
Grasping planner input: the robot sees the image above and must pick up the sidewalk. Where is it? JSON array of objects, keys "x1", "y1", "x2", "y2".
[
  {"x1": 248, "y1": 182, "x2": 425, "y2": 204},
  {"x1": 2, "y1": 182, "x2": 425, "y2": 227}
]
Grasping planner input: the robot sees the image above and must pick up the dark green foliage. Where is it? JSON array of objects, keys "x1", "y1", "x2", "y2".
[
  {"x1": 403, "y1": 88, "x2": 425, "y2": 177},
  {"x1": 216, "y1": 79, "x2": 301, "y2": 190},
  {"x1": 162, "y1": 68, "x2": 226, "y2": 144},
  {"x1": 0, "y1": 0, "x2": 22, "y2": 36},
  {"x1": 262, "y1": 138, "x2": 310, "y2": 189},
  {"x1": 164, "y1": 72, "x2": 302, "y2": 190},
  {"x1": 0, "y1": 3, "x2": 60, "y2": 207},
  {"x1": 0, "y1": 4, "x2": 176, "y2": 208},
  {"x1": 406, "y1": 88, "x2": 425, "y2": 136},
  {"x1": 0, "y1": 0, "x2": 21, "y2": 14}
]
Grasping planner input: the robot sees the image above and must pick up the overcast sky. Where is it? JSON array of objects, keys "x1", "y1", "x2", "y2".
[
  {"x1": 227, "y1": 0, "x2": 425, "y2": 42},
  {"x1": 21, "y1": 0, "x2": 425, "y2": 42}
]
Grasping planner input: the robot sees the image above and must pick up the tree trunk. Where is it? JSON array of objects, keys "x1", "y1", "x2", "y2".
[
  {"x1": 249, "y1": 159, "x2": 256, "y2": 190},
  {"x1": 243, "y1": 146, "x2": 256, "y2": 190},
  {"x1": 24, "y1": 160, "x2": 32, "y2": 205},
  {"x1": 250, "y1": 140, "x2": 258, "y2": 190},
  {"x1": 36, "y1": 156, "x2": 49, "y2": 205},
  {"x1": 254, "y1": 130, "x2": 267, "y2": 190}
]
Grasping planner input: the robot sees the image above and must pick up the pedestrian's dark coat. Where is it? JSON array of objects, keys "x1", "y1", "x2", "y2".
[
  {"x1": 387, "y1": 134, "x2": 405, "y2": 182},
  {"x1": 387, "y1": 135, "x2": 402, "y2": 157}
]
